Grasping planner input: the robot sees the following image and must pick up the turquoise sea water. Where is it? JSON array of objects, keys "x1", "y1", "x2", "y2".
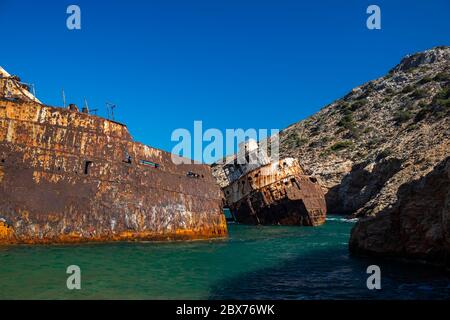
[{"x1": 0, "y1": 216, "x2": 449, "y2": 300}]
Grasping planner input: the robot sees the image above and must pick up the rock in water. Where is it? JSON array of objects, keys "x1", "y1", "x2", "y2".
[{"x1": 349, "y1": 157, "x2": 450, "y2": 267}]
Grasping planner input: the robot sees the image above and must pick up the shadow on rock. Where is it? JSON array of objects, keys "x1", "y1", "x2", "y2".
[{"x1": 325, "y1": 157, "x2": 403, "y2": 215}]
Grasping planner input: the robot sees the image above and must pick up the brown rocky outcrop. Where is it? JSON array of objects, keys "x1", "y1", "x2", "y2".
[{"x1": 349, "y1": 157, "x2": 450, "y2": 267}]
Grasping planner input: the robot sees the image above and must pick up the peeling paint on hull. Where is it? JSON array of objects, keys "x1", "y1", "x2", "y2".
[{"x1": 0, "y1": 79, "x2": 227, "y2": 244}]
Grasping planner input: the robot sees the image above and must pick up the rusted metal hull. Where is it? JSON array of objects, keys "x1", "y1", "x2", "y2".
[
  {"x1": 223, "y1": 159, "x2": 326, "y2": 226},
  {"x1": 0, "y1": 99, "x2": 227, "y2": 244}
]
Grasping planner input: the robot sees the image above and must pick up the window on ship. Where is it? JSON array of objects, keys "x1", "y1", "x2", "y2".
[
  {"x1": 84, "y1": 161, "x2": 93, "y2": 175},
  {"x1": 186, "y1": 171, "x2": 201, "y2": 178},
  {"x1": 123, "y1": 152, "x2": 132, "y2": 164}
]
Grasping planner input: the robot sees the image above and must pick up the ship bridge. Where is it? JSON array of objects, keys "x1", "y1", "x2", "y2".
[
  {"x1": 0, "y1": 66, "x2": 41, "y2": 103},
  {"x1": 222, "y1": 139, "x2": 271, "y2": 184}
]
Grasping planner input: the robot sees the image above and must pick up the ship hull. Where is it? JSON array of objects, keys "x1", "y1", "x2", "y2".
[
  {"x1": 223, "y1": 159, "x2": 326, "y2": 226},
  {"x1": 0, "y1": 100, "x2": 227, "y2": 244}
]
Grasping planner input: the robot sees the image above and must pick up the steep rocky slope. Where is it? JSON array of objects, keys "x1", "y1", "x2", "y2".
[
  {"x1": 213, "y1": 46, "x2": 449, "y2": 218},
  {"x1": 276, "y1": 46, "x2": 449, "y2": 217}
]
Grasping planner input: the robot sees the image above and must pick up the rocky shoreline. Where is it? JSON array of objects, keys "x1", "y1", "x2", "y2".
[{"x1": 350, "y1": 157, "x2": 449, "y2": 268}]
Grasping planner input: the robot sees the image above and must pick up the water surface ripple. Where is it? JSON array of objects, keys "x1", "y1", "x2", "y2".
[{"x1": 0, "y1": 216, "x2": 449, "y2": 299}]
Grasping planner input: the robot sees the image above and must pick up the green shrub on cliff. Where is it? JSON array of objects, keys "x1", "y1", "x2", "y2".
[
  {"x1": 393, "y1": 110, "x2": 413, "y2": 124},
  {"x1": 417, "y1": 77, "x2": 433, "y2": 85},
  {"x1": 402, "y1": 85, "x2": 414, "y2": 94},
  {"x1": 350, "y1": 99, "x2": 367, "y2": 111},
  {"x1": 295, "y1": 136, "x2": 309, "y2": 147},
  {"x1": 411, "y1": 88, "x2": 428, "y2": 99},
  {"x1": 338, "y1": 114, "x2": 354, "y2": 127},
  {"x1": 330, "y1": 140, "x2": 353, "y2": 151},
  {"x1": 285, "y1": 132, "x2": 308, "y2": 148},
  {"x1": 385, "y1": 87, "x2": 394, "y2": 95},
  {"x1": 433, "y1": 72, "x2": 450, "y2": 82},
  {"x1": 337, "y1": 112, "x2": 361, "y2": 139},
  {"x1": 435, "y1": 85, "x2": 450, "y2": 102},
  {"x1": 414, "y1": 85, "x2": 450, "y2": 122},
  {"x1": 376, "y1": 148, "x2": 393, "y2": 161}
]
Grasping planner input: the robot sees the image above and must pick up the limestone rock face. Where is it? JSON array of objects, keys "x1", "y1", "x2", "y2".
[
  {"x1": 213, "y1": 46, "x2": 449, "y2": 219},
  {"x1": 275, "y1": 46, "x2": 449, "y2": 217},
  {"x1": 349, "y1": 157, "x2": 450, "y2": 267}
]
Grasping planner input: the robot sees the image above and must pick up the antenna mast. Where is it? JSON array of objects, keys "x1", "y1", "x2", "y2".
[
  {"x1": 32, "y1": 84, "x2": 36, "y2": 100},
  {"x1": 82, "y1": 97, "x2": 90, "y2": 114},
  {"x1": 62, "y1": 89, "x2": 66, "y2": 108},
  {"x1": 105, "y1": 102, "x2": 116, "y2": 121}
]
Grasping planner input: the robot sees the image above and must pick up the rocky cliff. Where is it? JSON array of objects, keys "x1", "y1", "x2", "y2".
[
  {"x1": 214, "y1": 46, "x2": 449, "y2": 218},
  {"x1": 349, "y1": 157, "x2": 449, "y2": 267},
  {"x1": 276, "y1": 46, "x2": 449, "y2": 217}
]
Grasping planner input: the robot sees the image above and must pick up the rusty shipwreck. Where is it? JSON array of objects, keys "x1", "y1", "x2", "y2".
[
  {"x1": 0, "y1": 66, "x2": 227, "y2": 244},
  {"x1": 213, "y1": 140, "x2": 326, "y2": 226}
]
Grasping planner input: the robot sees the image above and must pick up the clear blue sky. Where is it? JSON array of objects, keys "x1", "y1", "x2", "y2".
[{"x1": 1, "y1": 0, "x2": 449, "y2": 161}]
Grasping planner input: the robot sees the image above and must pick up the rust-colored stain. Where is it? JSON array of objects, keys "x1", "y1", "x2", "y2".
[
  {"x1": 0, "y1": 69, "x2": 228, "y2": 244},
  {"x1": 221, "y1": 158, "x2": 327, "y2": 226}
]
